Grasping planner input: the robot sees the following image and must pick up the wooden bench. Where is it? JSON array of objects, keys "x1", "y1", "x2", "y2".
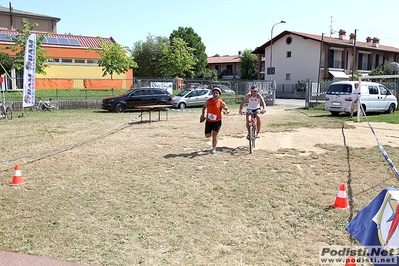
[{"x1": 134, "y1": 105, "x2": 172, "y2": 123}]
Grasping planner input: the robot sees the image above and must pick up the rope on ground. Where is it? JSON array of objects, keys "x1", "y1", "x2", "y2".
[
  {"x1": 341, "y1": 122, "x2": 355, "y2": 246},
  {"x1": 0, "y1": 114, "x2": 143, "y2": 166},
  {"x1": 360, "y1": 105, "x2": 399, "y2": 181}
]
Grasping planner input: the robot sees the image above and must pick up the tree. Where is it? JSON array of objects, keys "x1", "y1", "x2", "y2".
[
  {"x1": 159, "y1": 37, "x2": 196, "y2": 77},
  {"x1": 132, "y1": 34, "x2": 169, "y2": 77},
  {"x1": 0, "y1": 52, "x2": 14, "y2": 76},
  {"x1": 240, "y1": 49, "x2": 258, "y2": 80},
  {"x1": 169, "y1": 27, "x2": 207, "y2": 77},
  {"x1": 89, "y1": 38, "x2": 137, "y2": 79},
  {"x1": 3, "y1": 18, "x2": 50, "y2": 75},
  {"x1": 196, "y1": 68, "x2": 218, "y2": 80}
]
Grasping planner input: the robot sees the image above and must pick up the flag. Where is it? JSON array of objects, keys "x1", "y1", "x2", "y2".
[
  {"x1": 346, "y1": 187, "x2": 399, "y2": 266},
  {"x1": 22, "y1": 33, "x2": 36, "y2": 108}
]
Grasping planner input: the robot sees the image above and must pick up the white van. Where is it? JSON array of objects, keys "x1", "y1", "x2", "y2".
[{"x1": 325, "y1": 81, "x2": 397, "y2": 115}]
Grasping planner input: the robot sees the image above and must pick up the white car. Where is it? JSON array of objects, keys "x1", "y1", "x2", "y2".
[
  {"x1": 325, "y1": 81, "x2": 397, "y2": 115},
  {"x1": 172, "y1": 89, "x2": 212, "y2": 109}
]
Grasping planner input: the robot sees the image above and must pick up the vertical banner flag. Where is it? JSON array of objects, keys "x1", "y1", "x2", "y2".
[
  {"x1": 346, "y1": 187, "x2": 399, "y2": 266},
  {"x1": 22, "y1": 33, "x2": 36, "y2": 108}
]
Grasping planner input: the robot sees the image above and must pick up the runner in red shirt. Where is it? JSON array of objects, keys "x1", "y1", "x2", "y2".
[{"x1": 200, "y1": 87, "x2": 230, "y2": 155}]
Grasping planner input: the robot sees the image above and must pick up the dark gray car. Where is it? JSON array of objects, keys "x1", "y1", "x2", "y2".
[{"x1": 101, "y1": 87, "x2": 173, "y2": 113}]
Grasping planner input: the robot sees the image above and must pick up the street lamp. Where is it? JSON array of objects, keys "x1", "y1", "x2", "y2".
[{"x1": 269, "y1": 20, "x2": 286, "y2": 84}]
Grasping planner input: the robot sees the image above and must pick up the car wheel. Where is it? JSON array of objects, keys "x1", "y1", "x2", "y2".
[
  {"x1": 114, "y1": 103, "x2": 126, "y2": 113},
  {"x1": 386, "y1": 103, "x2": 396, "y2": 114},
  {"x1": 178, "y1": 102, "x2": 186, "y2": 110}
]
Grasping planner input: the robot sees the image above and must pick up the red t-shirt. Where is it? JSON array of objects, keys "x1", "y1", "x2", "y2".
[{"x1": 206, "y1": 98, "x2": 223, "y2": 122}]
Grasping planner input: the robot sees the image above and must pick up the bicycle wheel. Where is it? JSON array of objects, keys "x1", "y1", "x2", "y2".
[
  {"x1": 49, "y1": 103, "x2": 59, "y2": 111},
  {"x1": 32, "y1": 104, "x2": 42, "y2": 111},
  {"x1": 252, "y1": 124, "x2": 256, "y2": 149},
  {"x1": 0, "y1": 106, "x2": 5, "y2": 119},
  {"x1": 5, "y1": 107, "x2": 12, "y2": 120},
  {"x1": 249, "y1": 124, "x2": 254, "y2": 154}
]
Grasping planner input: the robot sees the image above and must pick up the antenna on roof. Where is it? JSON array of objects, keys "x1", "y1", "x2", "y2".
[{"x1": 329, "y1": 16, "x2": 336, "y2": 37}]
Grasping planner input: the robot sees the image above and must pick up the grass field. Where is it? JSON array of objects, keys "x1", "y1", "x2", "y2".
[{"x1": 1, "y1": 105, "x2": 399, "y2": 265}]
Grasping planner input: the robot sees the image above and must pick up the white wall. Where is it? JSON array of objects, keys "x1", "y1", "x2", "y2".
[{"x1": 264, "y1": 34, "x2": 321, "y2": 85}]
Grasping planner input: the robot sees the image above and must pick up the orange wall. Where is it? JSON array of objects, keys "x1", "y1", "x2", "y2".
[{"x1": 44, "y1": 46, "x2": 101, "y2": 59}]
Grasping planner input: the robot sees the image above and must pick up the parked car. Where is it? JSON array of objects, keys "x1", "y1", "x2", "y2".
[
  {"x1": 325, "y1": 81, "x2": 397, "y2": 115},
  {"x1": 172, "y1": 89, "x2": 212, "y2": 109},
  {"x1": 209, "y1": 84, "x2": 235, "y2": 94},
  {"x1": 101, "y1": 87, "x2": 173, "y2": 113}
]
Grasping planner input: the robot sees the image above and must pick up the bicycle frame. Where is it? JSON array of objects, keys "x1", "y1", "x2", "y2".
[
  {"x1": 0, "y1": 101, "x2": 12, "y2": 120},
  {"x1": 247, "y1": 109, "x2": 260, "y2": 154},
  {"x1": 32, "y1": 97, "x2": 59, "y2": 111}
]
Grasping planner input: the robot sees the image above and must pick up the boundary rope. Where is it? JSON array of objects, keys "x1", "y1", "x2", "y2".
[{"x1": 0, "y1": 114, "x2": 142, "y2": 165}]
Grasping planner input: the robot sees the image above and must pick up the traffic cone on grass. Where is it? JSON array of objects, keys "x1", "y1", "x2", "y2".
[
  {"x1": 10, "y1": 164, "x2": 24, "y2": 186},
  {"x1": 331, "y1": 183, "x2": 351, "y2": 209},
  {"x1": 345, "y1": 255, "x2": 356, "y2": 266}
]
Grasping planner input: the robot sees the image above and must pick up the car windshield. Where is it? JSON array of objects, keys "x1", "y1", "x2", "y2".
[
  {"x1": 176, "y1": 90, "x2": 192, "y2": 96},
  {"x1": 327, "y1": 84, "x2": 352, "y2": 94}
]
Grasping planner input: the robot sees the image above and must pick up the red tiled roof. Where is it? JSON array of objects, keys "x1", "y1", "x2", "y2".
[
  {"x1": 0, "y1": 29, "x2": 115, "y2": 49},
  {"x1": 207, "y1": 55, "x2": 241, "y2": 64},
  {"x1": 253, "y1": 30, "x2": 399, "y2": 54}
]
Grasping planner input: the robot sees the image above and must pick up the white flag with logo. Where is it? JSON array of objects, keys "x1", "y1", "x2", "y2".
[{"x1": 22, "y1": 33, "x2": 36, "y2": 107}]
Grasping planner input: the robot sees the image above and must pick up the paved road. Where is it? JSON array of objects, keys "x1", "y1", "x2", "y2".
[{"x1": 274, "y1": 98, "x2": 306, "y2": 109}]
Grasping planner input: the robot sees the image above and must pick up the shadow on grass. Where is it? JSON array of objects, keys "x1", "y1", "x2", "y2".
[{"x1": 164, "y1": 146, "x2": 249, "y2": 159}]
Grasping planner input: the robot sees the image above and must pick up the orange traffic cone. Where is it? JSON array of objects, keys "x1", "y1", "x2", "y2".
[
  {"x1": 10, "y1": 164, "x2": 24, "y2": 186},
  {"x1": 345, "y1": 255, "x2": 356, "y2": 266},
  {"x1": 331, "y1": 183, "x2": 351, "y2": 209}
]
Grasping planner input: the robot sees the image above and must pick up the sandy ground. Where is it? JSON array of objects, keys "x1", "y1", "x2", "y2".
[{"x1": 217, "y1": 105, "x2": 399, "y2": 155}]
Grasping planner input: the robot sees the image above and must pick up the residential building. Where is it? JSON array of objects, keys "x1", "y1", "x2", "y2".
[
  {"x1": 0, "y1": 4, "x2": 133, "y2": 90},
  {"x1": 206, "y1": 52, "x2": 242, "y2": 80},
  {"x1": 252, "y1": 30, "x2": 399, "y2": 92}
]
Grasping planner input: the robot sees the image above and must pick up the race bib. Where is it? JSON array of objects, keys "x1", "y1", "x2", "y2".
[{"x1": 207, "y1": 113, "x2": 217, "y2": 121}]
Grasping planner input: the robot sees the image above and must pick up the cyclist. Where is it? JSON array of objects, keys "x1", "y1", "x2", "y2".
[
  {"x1": 239, "y1": 85, "x2": 266, "y2": 139},
  {"x1": 200, "y1": 87, "x2": 230, "y2": 155}
]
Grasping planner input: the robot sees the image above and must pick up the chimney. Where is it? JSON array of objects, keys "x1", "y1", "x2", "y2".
[
  {"x1": 338, "y1": 29, "x2": 346, "y2": 40},
  {"x1": 349, "y1": 33, "x2": 355, "y2": 44},
  {"x1": 366, "y1": 37, "x2": 372, "y2": 44},
  {"x1": 372, "y1": 37, "x2": 380, "y2": 48},
  {"x1": 238, "y1": 50, "x2": 242, "y2": 56}
]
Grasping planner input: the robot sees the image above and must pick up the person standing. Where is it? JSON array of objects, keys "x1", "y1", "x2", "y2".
[
  {"x1": 350, "y1": 82, "x2": 361, "y2": 118},
  {"x1": 200, "y1": 87, "x2": 230, "y2": 155}
]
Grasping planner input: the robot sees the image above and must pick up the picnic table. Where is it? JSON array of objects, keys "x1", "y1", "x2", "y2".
[{"x1": 135, "y1": 105, "x2": 172, "y2": 123}]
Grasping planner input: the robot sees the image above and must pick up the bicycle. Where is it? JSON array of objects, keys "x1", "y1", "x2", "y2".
[
  {"x1": 0, "y1": 101, "x2": 12, "y2": 120},
  {"x1": 245, "y1": 108, "x2": 265, "y2": 154},
  {"x1": 31, "y1": 97, "x2": 59, "y2": 111}
]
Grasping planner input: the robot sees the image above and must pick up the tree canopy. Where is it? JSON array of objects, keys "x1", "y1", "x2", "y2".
[
  {"x1": 169, "y1": 27, "x2": 207, "y2": 77},
  {"x1": 89, "y1": 39, "x2": 137, "y2": 79},
  {"x1": 160, "y1": 37, "x2": 196, "y2": 77},
  {"x1": 3, "y1": 18, "x2": 50, "y2": 75},
  {"x1": 132, "y1": 34, "x2": 169, "y2": 77},
  {"x1": 239, "y1": 49, "x2": 258, "y2": 80}
]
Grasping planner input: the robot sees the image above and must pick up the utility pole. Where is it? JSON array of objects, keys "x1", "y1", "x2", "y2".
[
  {"x1": 352, "y1": 29, "x2": 357, "y2": 80},
  {"x1": 316, "y1": 33, "x2": 324, "y2": 106}
]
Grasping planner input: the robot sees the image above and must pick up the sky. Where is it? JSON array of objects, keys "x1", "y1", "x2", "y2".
[{"x1": 4, "y1": 0, "x2": 399, "y2": 56}]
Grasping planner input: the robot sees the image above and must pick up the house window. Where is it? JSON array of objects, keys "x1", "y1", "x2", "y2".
[
  {"x1": 75, "y1": 59, "x2": 85, "y2": 64},
  {"x1": 287, "y1": 51, "x2": 291, "y2": 58},
  {"x1": 286, "y1": 37, "x2": 292, "y2": 45},
  {"x1": 61, "y1": 59, "x2": 73, "y2": 63},
  {"x1": 286, "y1": 73, "x2": 291, "y2": 80},
  {"x1": 226, "y1": 65, "x2": 233, "y2": 75}
]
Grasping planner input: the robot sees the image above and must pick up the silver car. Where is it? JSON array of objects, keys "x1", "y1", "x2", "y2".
[{"x1": 172, "y1": 89, "x2": 212, "y2": 109}]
